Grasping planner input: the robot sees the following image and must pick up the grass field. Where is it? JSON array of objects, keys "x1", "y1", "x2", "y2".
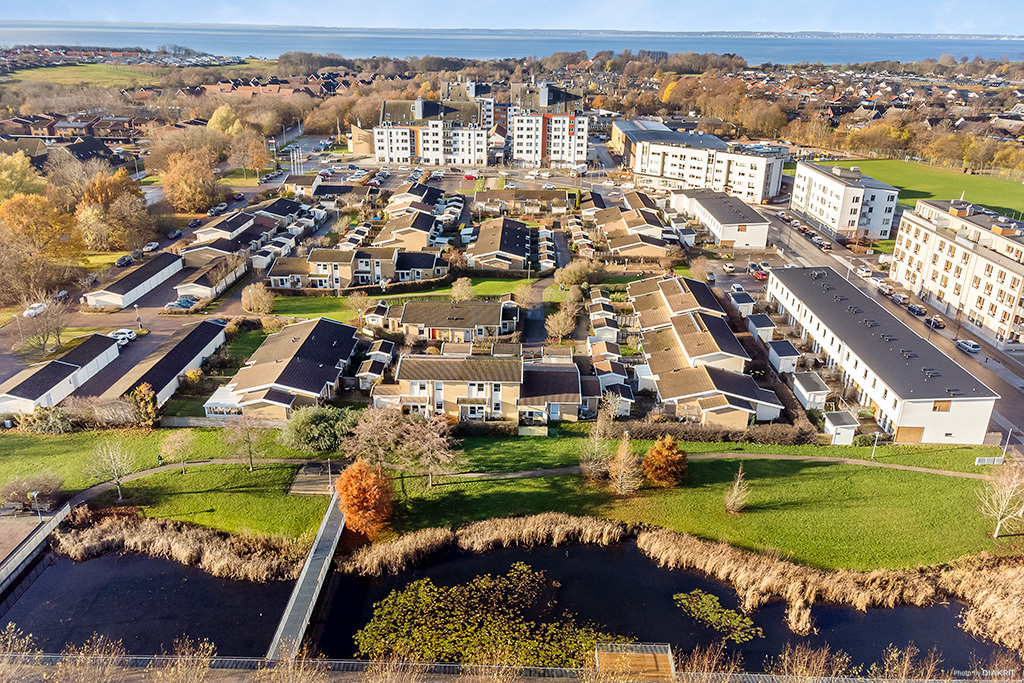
[
  {"x1": 3, "y1": 63, "x2": 164, "y2": 88},
  {"x1": 273, "y1": 277, "x2": 535, "y2": 321},
  {"x1": 93, "y1": 463, "x2": 328, "y2": 538},
  {"x1": 217, "y1": 168, "x2": 263, "y2": 187},
  {"x1": 84, "y1": 251, "x2": 131, "y2": 271},
  {"x1": 0, "y1": 428, "x2": 305, "y2": 495},
  {"x1": 396, "y1": 454, "x2": 994, "y2": 571},
  {"x1": 831, "y1": 159, "x2": 1024, "y2": 215}
]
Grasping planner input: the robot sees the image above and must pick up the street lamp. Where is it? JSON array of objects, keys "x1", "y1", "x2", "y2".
[
  {"x1": 28, "y1": 491, "x2": 41, "y2": 521},
  {"x1": 870, "y1": 431, "x2": 881, "y2": 461},
  {"x1": 1002, "y1": 429, "x2": 1016, "y2": 459},
  {"x1": 134, "y1": 304, "x2": 141, "y2": 331},
  {"x1": 12, "y1": 314, "x2": 22, "y2": 342}
]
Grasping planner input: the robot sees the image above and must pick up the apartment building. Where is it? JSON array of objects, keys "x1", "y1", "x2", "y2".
[
  {"x1": 509, "y1": 113, "x2": 588, "y2": 168},
  {"x1": 629, "y1": 132, "x2": 785, "y2": 204},
  {"x1": 891, "y1": 199, "x2": 1024, "y2": 346},
  {"x1": 671, "y1": 189, "x2": 770, "y2": 249},
  {"x1": 375, "y1": 300, "x2": 520, "y2": 341},
  {"x1": 767, "y1": 267, "x2": 998, "y2": 444},
  {"x1": 791, "y1": 163, "x2": 899, "y2": 240},
  {"x1": 373, "y1": 98, "x2": 488, "y2": 166},
  {"x1": 267, "y1": 246, "x2": 448, "y2": 290}
]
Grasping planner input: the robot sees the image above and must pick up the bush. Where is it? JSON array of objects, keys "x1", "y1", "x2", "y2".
[
  {"x1": 279, "y1": 405, "x2": 361, "y2": 453},
  {"x1": 16, "y1": 406, "x2": 77, "y2": 434},
  {"x1": 853, "y1": 432, "x2": 892, "y2": 447},
  {"x1": 336, "y1": 459, "x2": 393, "y2": 537},
  {"x1": 451, "y1": 420, "x2": 517, "y2": 438},
  {"x1": 643, "y1": 435, "x2": 687, "y2": 487},
  {"x1": 0, "y1": 473, "x2": 62, "y2": 505}
]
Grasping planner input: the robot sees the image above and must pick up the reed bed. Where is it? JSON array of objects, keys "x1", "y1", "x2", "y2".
[
  {"x1": 343, "y1": 527, "x2": 456, "y2": 577},
  {"x1": 455, "y1": 513, "x2": 627, "y2": 552},
  {"x1": 936, "y1": 553, "x2": 1024, "y2": 655},
  {"x1": 52, "y1": 506, "x2": 307, "y2": 582}
]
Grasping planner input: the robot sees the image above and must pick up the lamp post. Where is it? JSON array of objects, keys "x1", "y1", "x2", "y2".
[
  {"x1": 1002, "y1": 429, "x2": 1016, "y2": 459},
  {"x1": 29, "y1": 491, "x2": 41, "y2": 521},
  {"x1": 134, "y1": 304, "x2": 141, "y2": 331},
  {"x1": 870, "y1": 431, "x2": 881, "y2": 461},
  {"x1": 12, "y1": 314, "x2": 22, "y2": 343}
]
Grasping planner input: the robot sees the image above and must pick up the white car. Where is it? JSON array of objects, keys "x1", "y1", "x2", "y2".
[
  {"x1": 106, "y1": 332, "x2": 130, "y2": 347},
  {"x1": 603, "y1": 180, "x2": 615, "y2": 187},
  {"x1": 112, "y1": 328, "x2": 137, "y2": 341},
  {"x1": 855, "y1": 267, "x2": 872, "y2": 278},
  {"x1": 543, "y1": 183, "x2": 556, "y2": 190},
  {"x1": 398, "y1": 166, "x2": 411, "y2": 171},
  {"x1": 142, "y1": 241, "x2": 160, "y2": 253},
  {"x1": 23, "y1": 302, "x2": 47, "y2": 317},
  {"x1": 505, "y1": 183, "x2": 518, "y2": 190}
]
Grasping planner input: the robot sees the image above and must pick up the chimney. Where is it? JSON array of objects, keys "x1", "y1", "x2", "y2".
[{"x1": 413, "y1": 96, "x2": 425, "y2": 120}]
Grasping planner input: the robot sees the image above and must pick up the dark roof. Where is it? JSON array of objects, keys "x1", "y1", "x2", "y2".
[
  {"x1": 825, "y1": 410, "x2": 860, "y2": 427},
  {"x1": 747, "y1": 313, "x2": 776, "y2": 328},
  {"x1": 603, "y1": 383, "x2": 635, "y2": 402},
  {"x1": 770, "y1": 267, "x2": 998, "y2": 401},
  {"x1": 794, "y1": 372, "x2": 830, "y2": 393},
  {"x1": 117, "y1": 321, "x2": 224, "y2": 397},
  {"x1": 681, "y1": 277, "x2": 726, "y2": 316},
  {"x1": 396, "y1": 356, "x2": 522, "y2": 383},
  {"x1": 680, "y1": 189, "x2": 768, "y2": 226},
  {"x1": 395, "y1": 251, "x2": 440, "y2": 270},
  {"x1": 58, "y1": 334, "x2": 120, "y2": 367},
  {"x1": 520, "y1": 365, "x2": 581, "y2": 404},
  {"x1": 92, "y1": 252, "x2": 181, "y2": 296},
  {"x1": 255, "y1": 197, "x2": 303, "y2": 218},
  {"x1": 768, "y1": 339, "x2": 801, "y2": 358},
  {"x1": 467, "y1": 218, "x2": 532, "y2": 261},
  {"x1": 357, "y1": 359, "x2": 387, "y2": 377},
  {"x1": 0, "y1": 361, "x2": 77, "y2": 400},
  {"x1": 731, "y1": 292, "x2": 755, "y2": 305},
  {"x1": 380, "y1": 99, "x2": 482, "y2": 125},
  {"x1": 400, "y1": 300, "x2": 504, "y2": 329},
  {"x1": 698, "y1": 313, "x2": 750, "y2": 359},
  {"x1": 706, "y1": 366, "x2": 783, "y2": 408}
]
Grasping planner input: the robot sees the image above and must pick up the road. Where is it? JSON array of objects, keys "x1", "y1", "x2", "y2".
[{"x1": 752, "y1": 210, "x2": 1024, "y2": 440}]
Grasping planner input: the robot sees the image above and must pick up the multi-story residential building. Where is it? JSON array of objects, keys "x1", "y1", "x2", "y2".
[
  {"x1": 628, "y1": 131, "x2": 785, "y2": 204},
  {"x1": 509, "y1": 112, "x2": 588, "y2": 168},
  {"x1": 767, "y1": 267, "x2": 998, "y2": 444},
  {"x1": 890, "y1": 199, "x2": 1024, "y2": 346},
  {"x1": 791, "y1": 162, "x2": 899, "y2": 240},
  {"x1": 510, "y1": 81, "x2": 585, "y2": 114},
  {"x1": 671, "y1": 189, "x2": 770, "y2": 249},
  {"x1": 267, "y1": 246, "x2": 448, "y2": 290},
  {"x1": 373, "y1": 98, "x2": 488, "y2": 166}
]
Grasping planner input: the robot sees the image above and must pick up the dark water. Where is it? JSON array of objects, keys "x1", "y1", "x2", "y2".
[
  {"x1": 1, "y1": 552, "x2": 294, "y2": 656},
  {"x1": 2, "y1": 22, "x2": 1024, "y2": 63},
  {"x1": 309, "y1": 541, "x2": 1005, "y2": 671}
]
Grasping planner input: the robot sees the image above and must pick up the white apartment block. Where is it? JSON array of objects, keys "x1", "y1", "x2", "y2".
[
  {"x1": 791, "y1": 162, "x2": 899, "y2": 240},
  {"x1": 768, "y1": 267, "x2": 998, "y2": 445},
  {"x1": 672, "y1": 189, "x2": 770, "y2": 249},
  {"x1": 891, "y1": 199, "x2": 1024, "y2": 347},
  {"x1": 631, "y1": 139, "x2": 784, "y2": 204},
  {"x1": 374, "y1": 121, "x2": 488, "y2": 166},
  {"x1": 510, "y1": 113, "x2": 588, "y2": 168}
]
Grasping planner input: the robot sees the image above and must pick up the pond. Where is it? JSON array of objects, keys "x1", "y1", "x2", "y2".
[
  {"x1": 309, "y1": 541, "x2": 1005, "y2": 671},
  {"x1": 1, "y1": 551, "x2": 294, "y2": 656}
]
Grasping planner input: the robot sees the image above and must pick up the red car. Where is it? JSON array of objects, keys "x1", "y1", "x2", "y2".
[
  {"x1": 464, "y1": 173, "x2": 478, "y2": 180},
  {"x1": 752, "y1": 270, "x2": 768, "y2": 281}
]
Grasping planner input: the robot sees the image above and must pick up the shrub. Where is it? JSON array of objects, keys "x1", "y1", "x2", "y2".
[
  {"x1": 130, "y1": 383, "x2": 159, "y2": 427},
  {"x1": 642, "y1": 435, "x2": 687, "y2": 487},
  {"x1": 336, "y1": 460, "x2": 393, "y2": 538},
  {"x1": 16, "y1": 406, "x2": 77, "y2": 434},
  {"x1": 608, "y1": 433, "x2": 643, "y2": 495},
  {"x1": 0, "y1": 473, "x2": 62, "y2": 505},
  {"x1": 280, "y1": 405, "x2": 361, "y2": 453},
  {"x1": 724, "y1": 462, "x2": 750, "y2": 515}
]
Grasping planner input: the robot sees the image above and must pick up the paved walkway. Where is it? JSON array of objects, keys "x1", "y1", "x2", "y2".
[{"x1": 449, "y1": 453, "x2": 991, "y2": 482}]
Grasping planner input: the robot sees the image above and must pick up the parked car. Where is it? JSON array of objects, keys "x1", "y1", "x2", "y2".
[
  {"x1": 907, "y1": 304, "x2": 927, "y2": 316},
  {"x1": 890, "y1": 293, "x2": 910, "y2": 305},
  {"x1": 721, "y1": 263, "x2": 736, "y2": 274},
  {"x1": 115, "y1": 255, "x2": 134, "y2": 267},
  {"x1": 818, "y1": 241, "x2": 832, "y2": 251},
  {"x1": 753, "y1": 270, "x2": 768, "y2": 281},
  {"x1": 233, "y1": 192, "x2": 245, "y2": 201},
  {"x1": 706, "y1": 272, "x2": 716, "y2": 283},
  {"x1": 505, "y1": 183, "x2": 518, "y2": 190},
  {"x1": 877, "y1": 284, "x2": 895, "y2": 297},
  {"x1": 107, "y1": 333, "x2": 130, "y2": 347},
  {"x1": 23, "y1": 302, "x2": 46, "y2": 317},
  {"x1": 747, "y1": 263, "x2": 762, "y2": 273},
  {"x1": 956, "y1": 340, "x2": 981, "y2": 354},
  {"x1": 168, "y1": 229, "x2": 183, "y2": 240},
  {"x1": 187, "y1": 219, "x2": 201, "y2": 228},
  {"x1": 112, "y1": 328, "x2": 137, "y2": 341},
  {"x1": 924, "y1": 316, "x2": 946, "y2": 329},
  {"x1": 142, "y1": 241, "x2": 160, "y2": 253},
  {"x1": 51, "y1": 290, "x2": 69, "y2": 302},
  {"x1": 730, "y1": 284, "x2": 745, "y2": 294},
  {"x1": 855, "y1": 267, "x2": 872, "y2": 278},
  {"x1": 542, "y1": 183, "x2": 556, "y2": 190},
  {"x1": 759, "y1": 261, "x2": 771, "y2": 270}
]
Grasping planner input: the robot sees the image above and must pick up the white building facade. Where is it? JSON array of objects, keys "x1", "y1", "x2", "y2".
[
  {"x1": 791, "y1": 162, "x2": 899, "y2": 240},
  {"x1": 510, "y1": 113, "x2": 588, "y2": 168},
  {"x1": 890, "y1": 199, "x2": 1024, "y2": 347},
  {"x1": 632, "y1": 140, "x2": 785, "y2": 203},
  {"x1": 374, "y1": 121, "x2": 489, "y2": 166}
]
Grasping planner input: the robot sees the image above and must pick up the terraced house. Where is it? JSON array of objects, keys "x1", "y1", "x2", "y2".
[
  {"x1": 767, "y1": 267, "x2": 998, "y2": 444},
  {"x1": 267, "y1": 247, "x2": 447, "y2": 289},
  {"x1": 379, "y1": 300, "x2": 520, "y2": 341}
]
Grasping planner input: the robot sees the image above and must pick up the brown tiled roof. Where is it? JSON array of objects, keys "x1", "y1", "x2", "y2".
[
  {"x1": 396, "y1": 355, "x2": 522, "y2": 383},
  {"x1": 400, "y1": 300, "x2": 504, "y2": 329}
]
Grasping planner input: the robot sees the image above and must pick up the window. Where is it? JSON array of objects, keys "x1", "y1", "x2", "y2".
[{"x1": 932, "y1": 400, "x2": 951, "y2": 412}]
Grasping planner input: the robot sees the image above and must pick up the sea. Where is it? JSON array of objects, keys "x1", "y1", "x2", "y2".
[{"x1": 2, "y1": 21, "x2": 1024, "y2": 64}]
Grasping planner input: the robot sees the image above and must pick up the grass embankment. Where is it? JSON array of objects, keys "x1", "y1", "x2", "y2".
[
  {"x1": 0, "y1": 428, "x2": 303, "y2": 495},
  {"x1": 395, "y1": 436, "x2": 1000, "y2": 571},
  {"x1": 273, "y1": 277, "x2": 535, "y2": 321},
  {"x1": 93, "y1": 463, "x2": 328, "y2": 538},
  {"x1": 830, "y1": 159, "x2": 1024, "y2": 215}
]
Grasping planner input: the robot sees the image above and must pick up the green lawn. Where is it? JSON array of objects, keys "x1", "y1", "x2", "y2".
[
  {"x1": 84, "y1": 251, "x2": 130, "y2": 271},
  {"x1": 602, "y1": 275, "x2": 642, "y2": 285},
  {"x1": 867, "y1": 239, "x2": 896, "y2": 254},
  {"x1": 218, "y1": 168, "x2": 263, "y2": 187},
  {"x1": 543, "y1": 285, "x2": 567, "y2": 303},
  {"x1": 163, "y1": 395, "x2": 210, "y2": 418},
  {"x1": 273, "y1": 278, "x2": 535, "y2": 321},
  {"x1": 831, "y1": 159, "x2": 1024, "y2": 215},
  {"x1": 227, "y1": 328, "x2": 269, "y2": 361},
  {"x1": 3, "y1": 63, "x2": 164, "y2": 88},
  {"x1": 396, "y1": 456, "x2": 994, "y2": 571},
  {"x1": 673, "y1": 265, "x2": 694, "y2": 279},
  {"x1": 474, "y1": 178, "x2": 487, "y2": 192},
  {"x1": 139, "y1": 175, "x2": 162, "y2": 186},
  {"x1": 93, "y1": 463, "x2": 328, "y2": 539},
  {"x1": 0, "y1": 428, "x2": 306, "y2": 496}
]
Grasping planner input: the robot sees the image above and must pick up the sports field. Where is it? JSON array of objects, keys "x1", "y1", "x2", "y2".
[{"x1": 831, "y1": 158, "x2": 1024, "y2": 215}]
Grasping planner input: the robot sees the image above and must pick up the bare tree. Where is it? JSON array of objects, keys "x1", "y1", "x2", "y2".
[
  {"x1": 688, "y1": 255, "x2": 710, "y2": 281},
  {"x1": 724, "y1": 462, "x2": 750, "y2": 515},
  {"x1": 161, "y1": 430, "x2": 197, "y2": 475},
  {"x1": 607, "y1": 432, "x2": 643, "y2": 495},
  {"x1": 403, "y1": 414, "x2": 465, "y2": 487},
  {"x1": 91, "y1": 441, "x2": 135, "y2": 501},
  {"x1": 241, "y1": 282, "x2": 275, "y2": 315},
  {"x1": 349, "y1": 407, "x2": 406, "y2": 468},
  {"x1": 579, "y1": 421, "x2": 612, "y2": 481},
  {"x1": 596, "y1": 390, "x2": 622, "y2": 439},
  {"x1": 451, "y1": 277, "x2": 477, "y2": 302},
  {"x1": 224, "y1": 414, "x2": 267, "y2": 472},
  {"x1": 19, "y1": 290, "x2": 72, "y2": 354},
  {"x1": 348, "y1": 290, "x2": 369, "y2": 327},
  {"x1": 979, "y1": 461, "x2": 1024, "y2": 538},
  {"x1": 513, "y1": 280, "x2": 538, "y2": 311},
  {"x1": 545, "y1": 307, "x2": 576, "y2": 342},
  {"x1": 50, "y1": 633, "x2": 128, "y2": 683}
]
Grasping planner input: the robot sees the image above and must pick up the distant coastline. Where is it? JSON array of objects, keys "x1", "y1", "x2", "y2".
[{"x1": 2, "y1": 21, "x2": 1024, "y2": 63}]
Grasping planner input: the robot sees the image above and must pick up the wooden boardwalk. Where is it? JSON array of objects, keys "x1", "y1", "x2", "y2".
[{"x1": 287, "y1": 462, "x2": 342, "y2": 496}]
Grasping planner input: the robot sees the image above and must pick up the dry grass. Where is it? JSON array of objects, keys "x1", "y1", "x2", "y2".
[
  {"x1": 936, "y1": 553, "x2": 1024, "y2": 655},
  {"x1": 455, "y1": 513, "x2": 627, "y2": 552},
  {"x1": 52, "y1": 506, "x2": 307, "y2": 582},
  {"x1": 343, "y1": 527, "x2": 456, "y2": 577}
]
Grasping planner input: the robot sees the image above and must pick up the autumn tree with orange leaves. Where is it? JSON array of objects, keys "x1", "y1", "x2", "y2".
[{"x1": 336, "y1": 459, "x2": 393, "y2": 537}]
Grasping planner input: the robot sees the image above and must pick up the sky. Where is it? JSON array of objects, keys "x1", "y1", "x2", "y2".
[{"x1": 8, "y1": 0, "x2": 1024, "y2": 36}]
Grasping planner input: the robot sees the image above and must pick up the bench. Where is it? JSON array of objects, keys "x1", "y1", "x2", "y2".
[
  {"x1": 301, "y1": 463, "x2": 324, "y2": 477},
  {"x1": 29, "y1": 502, "x2": 51, "y2": 513}
]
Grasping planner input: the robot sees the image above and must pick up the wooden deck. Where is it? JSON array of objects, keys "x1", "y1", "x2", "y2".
[
  {"x1": 595, "y1": 643, "x2": 675, "y2": 681},
  {"x1": 287, "y1": 461, "x2": 342, "y2": 496}
]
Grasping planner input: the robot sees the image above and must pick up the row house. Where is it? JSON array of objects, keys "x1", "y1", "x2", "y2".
[
  {"x1": 671, "y1": 188, "x2": 770, "y2": 249},
  {"x1": 267, "y1": 247, "x2": 448, "y2": 289}
]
